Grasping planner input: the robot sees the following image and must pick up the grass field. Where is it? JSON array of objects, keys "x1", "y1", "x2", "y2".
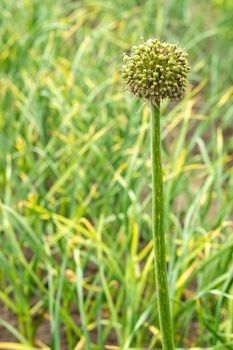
[{"x1": 0, "y1": 0, "x2": 233, "y2": 349}]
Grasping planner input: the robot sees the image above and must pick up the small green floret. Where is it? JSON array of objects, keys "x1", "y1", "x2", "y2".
[{"x1": 122, "y1": 38, "x2": 190, "y2": 101}]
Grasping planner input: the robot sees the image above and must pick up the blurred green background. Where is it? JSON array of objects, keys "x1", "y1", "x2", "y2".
[{"x1": 0, "y1": 0, "x2": 233, "y2": 349}]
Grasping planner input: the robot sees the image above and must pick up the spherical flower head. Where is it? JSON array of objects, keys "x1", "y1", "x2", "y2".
[{"x1": 122, "y1": 38, "x2": 190, "y2": 101}]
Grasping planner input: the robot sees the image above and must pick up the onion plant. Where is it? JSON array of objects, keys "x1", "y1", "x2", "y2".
[{"x1": 122, "y1": 38, "x2": 190, "y2": 349}]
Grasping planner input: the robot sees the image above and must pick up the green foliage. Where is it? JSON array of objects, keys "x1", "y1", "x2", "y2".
[
  {"x1": 0, "y1": 0, "x2": 232, "y2": 349},
  {"x1": 214, "y1": 0, "x2": 233, "y2": 10}
]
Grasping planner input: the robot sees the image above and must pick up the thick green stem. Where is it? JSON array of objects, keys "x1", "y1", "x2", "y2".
[{"x1": 150, "y1": 101, "x2": 175, "y2": 350}]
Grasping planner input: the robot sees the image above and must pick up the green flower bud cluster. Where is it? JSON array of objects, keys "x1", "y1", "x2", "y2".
[{"x1": 122, "y1": 38, "x2": 190, "y2": 101}]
